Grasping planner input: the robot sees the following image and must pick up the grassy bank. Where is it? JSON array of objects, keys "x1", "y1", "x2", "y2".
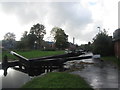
[
  {"x1": 101, "y1": 56, "x2": 120, "y2": 67},
  {"x1": 22, "y1": 72, "x2": 93, "y2": 88},
  {"x1": 2, "y1": 50, "x2": 64, "y2": 61},
  {"x1": 0, "y1": 54, "x2": 1, "y2": 59}
]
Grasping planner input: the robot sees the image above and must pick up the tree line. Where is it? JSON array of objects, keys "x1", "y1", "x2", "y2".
[
  {"x1": 80, "y1": 29, "x2": 114, "y2": 56},
  {"x1": 2, "y1": 23, "x2": 115, "y2": 57},
  {"x1": 2, "y1": 23, "x2": 69, "y2": 51}
]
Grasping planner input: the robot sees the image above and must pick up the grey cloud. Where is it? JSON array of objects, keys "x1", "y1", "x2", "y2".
[
  {"x1": 47, "y1": 2, "x2": 92, "y2": 26},
  {"x1": 46, "y1": 2, "x2": 93, "y2": 42},
  {"x1": 1, "y1": 2, "x2": 94, "y2": 43},
  {"x1": 0, "y1": 2, "x2": 48, "y2": 24}
]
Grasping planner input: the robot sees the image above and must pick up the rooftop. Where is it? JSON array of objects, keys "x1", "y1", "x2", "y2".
[{"x1": 113, "y1": 28, "x2": 120, "y2": 41}]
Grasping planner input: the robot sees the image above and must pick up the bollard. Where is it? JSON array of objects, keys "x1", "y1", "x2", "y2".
[{"x1": 2, "y1": 55, "x2": 8, "y2": 76}]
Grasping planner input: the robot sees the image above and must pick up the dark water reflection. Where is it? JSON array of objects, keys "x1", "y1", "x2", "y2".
[
  {"x1": 0, "y1": 63, "x2": 31, "y2": 89},
  {"x1": 71, "y1": 58, "x2": 119, "y2": 89}
]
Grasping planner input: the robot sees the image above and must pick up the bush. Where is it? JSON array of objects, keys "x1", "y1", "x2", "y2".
[{"x1": 92, "y1": 30, "x2": 114, "y2": 56}]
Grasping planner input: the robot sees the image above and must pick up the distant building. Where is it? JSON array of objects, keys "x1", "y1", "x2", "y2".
[
  {"x1": 68, "y1": 42, "x2": 76, "y2": 51},
  {"x1": 113, "y1": 28, "x2": 120, "y2": 58},
  {"x1": 45, "y1": 41, "x2": 54, "y2": 48}
]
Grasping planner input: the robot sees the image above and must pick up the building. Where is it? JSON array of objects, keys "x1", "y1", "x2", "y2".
[
  {"x1": 46, "y1": 41, "x2": 54, "y2": 48},
  {"x1": 113, "y1": 28, "x2": 120, "y2": 58}
]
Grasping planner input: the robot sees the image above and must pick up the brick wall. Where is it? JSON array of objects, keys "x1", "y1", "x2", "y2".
[{"x1": 114, "y1": 40, "x2": 120, "y2": 58}]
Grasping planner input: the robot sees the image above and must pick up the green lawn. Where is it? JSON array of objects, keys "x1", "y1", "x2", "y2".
[
  {"x1": 0, "y1": 53, "x2": 2, "y2": 60},
  {"x1": 1, "y1": 50, "x2": 65, "y2": 61},
  {"x1": 101, "y1": 56, "x2": 120, "y2": 67},
  {"x1": 22, "y1": 72, "x2": 93, "y2": 89}
]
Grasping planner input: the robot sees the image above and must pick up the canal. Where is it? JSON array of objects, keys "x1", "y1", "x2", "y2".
[
  {"x1": 0, "y1": 63, "x2": 31, "y2": 89},
  {"x1": 0, "y1": 53, "x2": 119, "y2": 89}
]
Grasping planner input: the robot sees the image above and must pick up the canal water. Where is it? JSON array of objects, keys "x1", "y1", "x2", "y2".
[
  {"x1": 0, "y1": 53, "x2": 119, "y2": 89},
  {"x1": 0, "y1": 63, "x2": 31, "y2": 89}
]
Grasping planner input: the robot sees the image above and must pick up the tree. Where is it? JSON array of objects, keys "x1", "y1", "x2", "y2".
[
  {"x1": 20, "y1": 31, "x2": 37, "y2": 49},
  {"x1": 30, "y1": 23, "x2": 46, "y2": 49},
  {"x1": 51, "y1": 27, "x2": 69, "y2": 50},
  {"x1": 18, "y1": 24, "x2": 46, "y2": 50},
  {"x1": 4, "y1": 32, "x2": 16, "y2": 41},
  {"x1": 92, "y1": 29, "x2": 114, "y2": 56},
  {"x1": 22, "y1": 31, "x2": 28, "y2": 39},
  {"x1": 80, "y1": 42, "x2": 92, "y2": 52},
  {"x1": 27, "y1": 34, "x2": 37, "y2": 49},
  {"x1": 2, "y1": 32, "x2": 16, "y2": 49},
  {"x1": 15, "y1": 41, "x2": 26, "y2": 50}
]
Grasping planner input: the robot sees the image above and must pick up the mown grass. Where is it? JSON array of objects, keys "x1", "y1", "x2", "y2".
[
  {"x1": 1, "y1": 50, "x2": 65, "y2": 61},
  {"x1": 0, "y1": 54, "x2": 2, "y2": 62},
  {"x1": 22, "y1": 72, "x2": 93, "y2": 89},
  {"x1": 101, "y1": 56, "x2": 120, "y2": 67}
]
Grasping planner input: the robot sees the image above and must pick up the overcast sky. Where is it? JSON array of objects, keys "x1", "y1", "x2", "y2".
[{"x1": 0, "y1": 0, "x2": 119, "y2": 45}]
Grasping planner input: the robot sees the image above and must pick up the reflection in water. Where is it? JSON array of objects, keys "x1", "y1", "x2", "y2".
[
  {"x1": 0, "y1": 70, "x2": 2, "y2": 89},
  {"x1": 0, "y1": 68, "x2": 31, "y2": 89},
  {"x1": 3, "y1": 68, "x2": 7, "y2": 76},
  {"x1": 81, "y1": 59, "x2": 94, "y2": 63}
]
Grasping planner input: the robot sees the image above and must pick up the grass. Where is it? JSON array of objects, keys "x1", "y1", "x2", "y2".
[
  {"x1": 22, "y1": 72, "x2": 93, "y2": 88},
  {"x1": 1, "y1": 50, "x2": 65, "y2": 61},
  {"x1": 101, "y1": 56, "x2": 120, "y2": 67},
  {"x1": 0, "y1": 53, "x2": 2, "y2": 61}
]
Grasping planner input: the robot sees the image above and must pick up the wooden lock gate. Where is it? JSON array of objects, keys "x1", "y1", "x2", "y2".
[{"x1": 2, "y1": 51, "x2": 92, "y2": 76}]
